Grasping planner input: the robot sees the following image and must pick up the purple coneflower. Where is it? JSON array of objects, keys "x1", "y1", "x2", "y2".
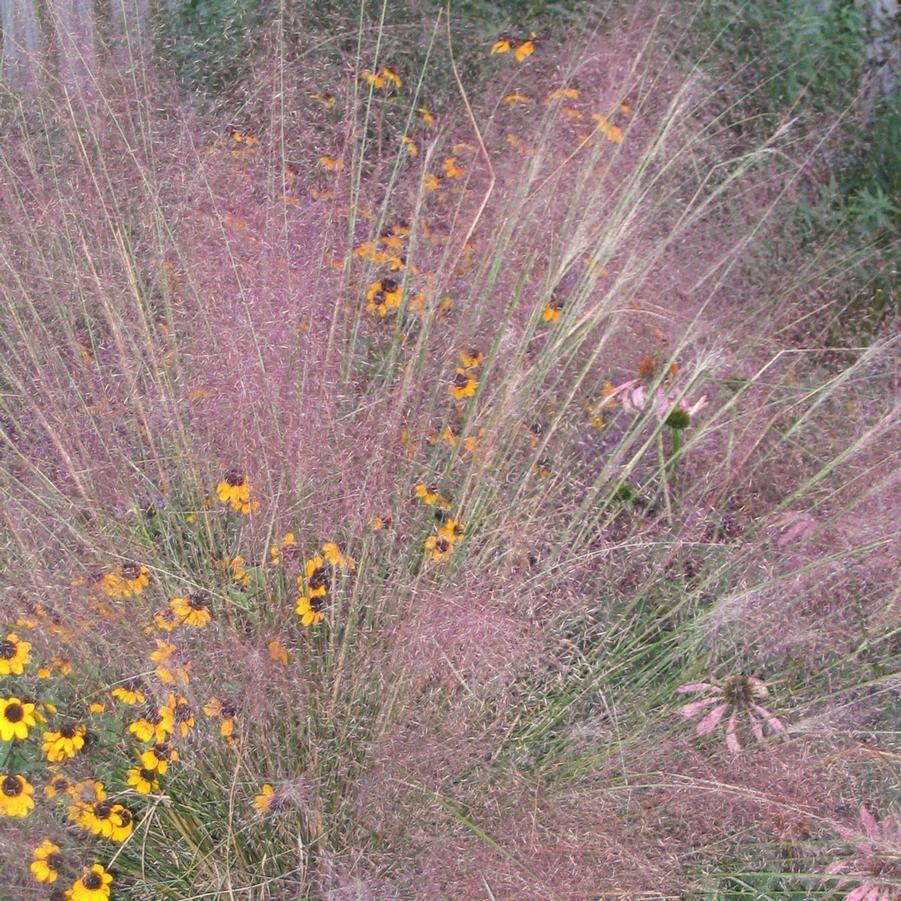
[{"x1": 825, "y1": 804, "x2": 901, "y2": 901}]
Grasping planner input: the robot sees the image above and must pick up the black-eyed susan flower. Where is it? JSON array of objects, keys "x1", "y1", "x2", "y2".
[
  {"x1": 169, "y1": 591, "x2": 212, "y2": 628},
  {"x1": 438, "y1": 518, "x2": 465, "y2": 544},
  {"x1": 68, "y1": 863, "x2": 112, "y2": 900},
  {"x1": 371, "y1": 514, "x2": 392, "y2": 530},
  {"x1": 449, "y1": 368, "x2": 478, "y2": 399},
  {"x1": 319, "y1": 155, "x2": 344, "y2": 172},
  {"x1": 360, "y1": 69, "x2": 385, "y2": 89},
  {"x1": 303, "y1": 555, "x2": 331, "y2": 597},
  {"x1": 0, "y1": 773, "x2": 35, "y2": 817},
  {"x1": 203, "y1": 697, "x2": 237, "y2": 738},
  {"x1": 223, "y1": 554, "x2": 252, "y2": 586},
  {"x1": 382, "y1": 66, "x2": 402, "y2": 88},
  {"x1": 30, "y1": 839, "x2": 62, "y2": 883},
  {"x1": 514, "y1": 33, "x2": 537, "y2": 62},
  {"x1": 322, "y1": 542, "x2": 355, "y2": 570},
  {"x1": 0, "y1": 633, "x2": 31, "y2": 674},
  {"x1": 503, "y1": 92, "x2": 530, "y2": 106},
  {"x1": 414, "y1": 483, "x2": 451, "y2": 509},
  {"x1": 309, "y1": 91, "x2": 336, "y2": 109},
  {"x1": 547, "y1": 86, "x2": 581, "y2": 101},
  {"x1": 542, "y1": 292, "x2": 565, "y2": 322},
  {"x1": 254, "y1": 783, "x2": 275, "y2": 813},
  {"x1": 160, "y1": 693, "x2": 195, "y2": 738},
  {"x1": 0, "y1": 696, "x2": 37, "y2": 741},
  {"x1": 111, "y1": 681, "x2": 145, "y2": 706},
  {"x1": 417, "y1": 106, "x2": 436, "y2": 126},
  {"x1": 140, "y1": 741, "x2": 178, "y2": 775},
  {"x1": 442, "y1": 157, "x2": 464, "y2": 179},
  {"x1": 267, "y1": 639, "x2": 291, "y2": 664},
  {"x1": 366, "y1": 278, "x2": 402, "y2": 317},
  {"x1": 216, "y1": 470, "x2": 259, "y2": 515},
  {"x1": 44, "y1": 773, "x2": 71, "y2": 799},
  {"x1": 150, "y1": 641, "x2": 190, "y2": 685},
  {"x1": 269, "y1": 532, "x2": 299, "y2": 566},
  {"x1": 127, "y1": 766, "x2": 159, "y2": 794},
  {"x1": 103, "y1": 563, "x2": 150, "y2": 599},
  {"x1": 42, "y1": 723, "x2": 87, "y2": 762},
  {"x1": 424, "y1": 533, "x2": 453, "y2": 564},
  {"x1": 491, "y1": 33, "x2": 513, "y2": 54},
  {"x1": 458, "y1": 346, "x2": 484, "y2": 368},
  {"x1": 423, "y1": 173, "x2": 441, "y2": 191},
  {"x1": 296, "y1": 594, "x2": 326, "y2": 627},
  {"x1": 128, "y1": 710, "x2": 164, "y2": 743}
]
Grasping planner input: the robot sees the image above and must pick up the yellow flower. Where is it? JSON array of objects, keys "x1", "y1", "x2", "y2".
[
  {"x1": 442, "y1": 157, "x2": 464, "y2": 179},
  {"x1": 216, "y1": 470, "x2": 259, "y2": 515},
  {"x1": 42, "y1": 723, "x2": 87, "y2": 762},
  {"x1": 503, "y1": 92, "x2": 530, "y2": 106},
  {"x1": 309, "y1": 91, "x2": 336, "y2": 109},
  {"x1": 127, "y1": 715, "x2": 160, "y2": 743},
  {"x1": 382, "y1": 66, "x2": 402, "y2": 88},
  {"x1": 127, "y1": 766, "x2": 159, "y2": 794},
  {"x1": 267, "y1": 639, "x2": 291, "y2": 665},
  {"x1": 361, "y1": 69, "x2": 385, "y2": 89},
  {"x1": 44, "y1": 773, "x2": 71, "y2": 798},
  {"x1": 0, "y1": 634, "x2": 31, "y2": 675},
  {"x1": 547, "y1": 86, "x2": 581, "y2": 101},
  {"x1": 0, "y1": 773, "x2": 34, "y2": 817},
  {"x1": 417, "y1": 106, "x2": 436, "y2": 126},
  {"x1": 319, "y1": 155, "x2": 344, "y2": 171},
  {"x1": 491, "y1": 34, "x2": 512, "y2": 54},
  {"x1": 400, "y1": 135, "x2": 418, "y2": 156},
  {"x1": 269, "y1": 532, "x2": 298, "y2": 566},
  {"x1": 224, "y1": 554, "x2": 252, "y2": 586},
  {"x1": 296, "y1": 594, "x2": 326, "y2": 627},
  {"x1": 111, "y1": 683, "x2": 145, "y2": 706},
  {"x1": 160, "y1": 693, "x2": 195, "y2": 738},
  {"x1": 30, "y1": 838, "x2": 62, "y2": 883},
  {"x1": 423, "y1": 173, "x2": 441, "y2": 191},
  {"x1": 254, "y1": 783, "x2": 275, "y2": 813},
  {"x1": 514, "y1": 34, "x2": 537, "y2": 62},
  {"x1": 140, "y1": 741, "x2": 178, "y2": 774},
  {"x1": 438, "y1": 518, "x2": 465, "y2": 544},
  {"x1": 68, "y1": 863, "x2": 112, "y2": 900},
  {"x1": 414, "y1": 483, "x2": 451, "y2": 509},
  {"x1": 606, "y1": 124, "x2": 624, "y2": 144},
  {"x1": 366, "y1": 278, "x2": 402, "y2": 316},
  {"x1": 0, "y1": 697, "x2": 37, "y2": 741},
  {"x1": 102, "y1": 563, "x2": 149, "y2": 598},
  {"x1": 89, "y1": 702, "x2": 104, "y2": 714},
  {"x1": 424, "y1": 533, "x2": 453, "y2": 564},
  {"x1": 458, "y1": 346, "x2": 484, "y2": 368},
  {"x1": 449, "y1": 368, "x2": 478, "y2": 399},
  {"x1": 150, "y1": 641, "x2": 191, "y2": 685},
  {"x1": 169, "y1": 591, "x2": 212, "y2": 628},
  {"x1": 322, "y1": 542, "x2": 355, "y2": 570},
  {"x1": 371, "y1": 514, "x2": 391, "y2": 530}
]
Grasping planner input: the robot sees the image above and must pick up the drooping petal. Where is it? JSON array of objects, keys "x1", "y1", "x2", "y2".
[
  {"x1": 680, "y1": 697, "x2": 721, "y2": 718},
  {"x1": 696, "y1": 703, "x2": 729, "y2": 736},
  {"x1": 725, "y1": 710, "x2": 741, "y2": 753},
  {"x1": 859, "y1": 804, "x2": 880, "y2": 839},
  {"x1": 677, "y1": 682, "x2": 716, "y2": 694},
  {"x1": 752, "y1": 705, "x2": 786, "y2": 734},
  {"x1": 747, "y1": 707, "x2": 765, "y2": 742}
]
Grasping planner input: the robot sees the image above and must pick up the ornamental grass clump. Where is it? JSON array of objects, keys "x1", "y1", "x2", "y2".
[{"x1": 0, "y1": 3, "x2": 897, "y2": 898}]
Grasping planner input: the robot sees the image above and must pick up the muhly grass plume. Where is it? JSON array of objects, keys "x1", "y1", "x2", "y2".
[{"x1": 0, "y1": 6, "x2": 899, "y2": 899}]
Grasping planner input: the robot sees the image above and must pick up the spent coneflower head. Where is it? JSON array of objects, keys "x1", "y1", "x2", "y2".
[
  {"x1": 678, "y1": 675, "x2": 786, "y2": 753},
  {"x1": 825, "y1": 804, "x2": 901, "y2": 901}
]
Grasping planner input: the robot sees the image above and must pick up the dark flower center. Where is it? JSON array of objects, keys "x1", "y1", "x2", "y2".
[
  {"x1": 722, "y1": 676, "x2": 755, "y2": 706},
  {"x1": 310, "y1": 595, "x2": 326, "y2": 613},
  {"x1": 4, "y1": 703, "x2": 24, "y2": 723},
  {"x1": 665, "y1": 409, "x2": 691, "y2": 430},
  {"x1": 435, "y1": 538, "x2": 450, "y2": 553},
  {"x1": 121, "y1": 563, "x2": 141, "y2": 580},
  {"x1": 60, "y1": 724, "x2": 77, "y2": 739},
  {"x1": 452, "y1": 373, "x2": 470, "y2": 389},
  {"x1": 224, "y1": 469, "x2": 244, "y2": 487},
  {"x1": 382, "y1": 278, "x2": 398, "y2": 293},
  {"x1": 94, "y1": 801, "x2": 112, "y2": 818},
  {"x1": 221, "y1": 701, "x2": 236, "y2": 718},
  {"x1": 2, "y1": 775, "x2": 21, "y2": 796},
  {"x1": 308, "y1": 567, "x2": 330, "y2": 592},
  {"x1": 83, "y1": 872, "x2": 103, "y2": 890},
  {"x1": 116, "y1": 808, "x2": 133, "y2": 826},
  {"x1": 46, "y1": 853, "x2": 63, "y2": 871},
  {"x1": 188, "y1": 592, "x2": 209, "y2": 610},
  {"x1": 174, "y1": 704, "x2": 193, "y2": 723},
  {"x1": 51, "y1": 776, "x2": 69, "y2": 792},
  {"x1": 140, "y1": 768, "x2": 157, "y2": 782},
  {"x1": 0, "y1": 640, "x2": 16, "y2": 659}
]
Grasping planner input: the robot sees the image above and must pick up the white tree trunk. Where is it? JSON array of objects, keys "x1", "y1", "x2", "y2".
[{"x1": 1, "y1": 0, "x2": 42, "y2": 93}]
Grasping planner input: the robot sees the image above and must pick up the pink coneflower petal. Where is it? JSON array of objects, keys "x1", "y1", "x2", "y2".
[
  {"x1": 725, "y1": 710, "x2": 740, "y2": 753},
  {"x1": 844, "y1": 884, "x2": 880, "y2": 901},
  {"x1": 859, "y1": 804, "x2": 881, "y2": 839},
  {"x1": 680, "y1": 697, "x2": 722, "y2": 718},
  {"x1": 696, "y1": 703, "x2": 729, "y2": 736},
  {"x1": 752, "y1": 704, "x2": 786, "y2": 734},
  {"x1": 677, "y1": 682, "x2": 716, "y2": 694},
  {"x1": 824, "y1": 860, "x2": 849, "y2": 875},
  {"x1": 747, "y1": 707, "x2": 765, "y2": 742}
]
